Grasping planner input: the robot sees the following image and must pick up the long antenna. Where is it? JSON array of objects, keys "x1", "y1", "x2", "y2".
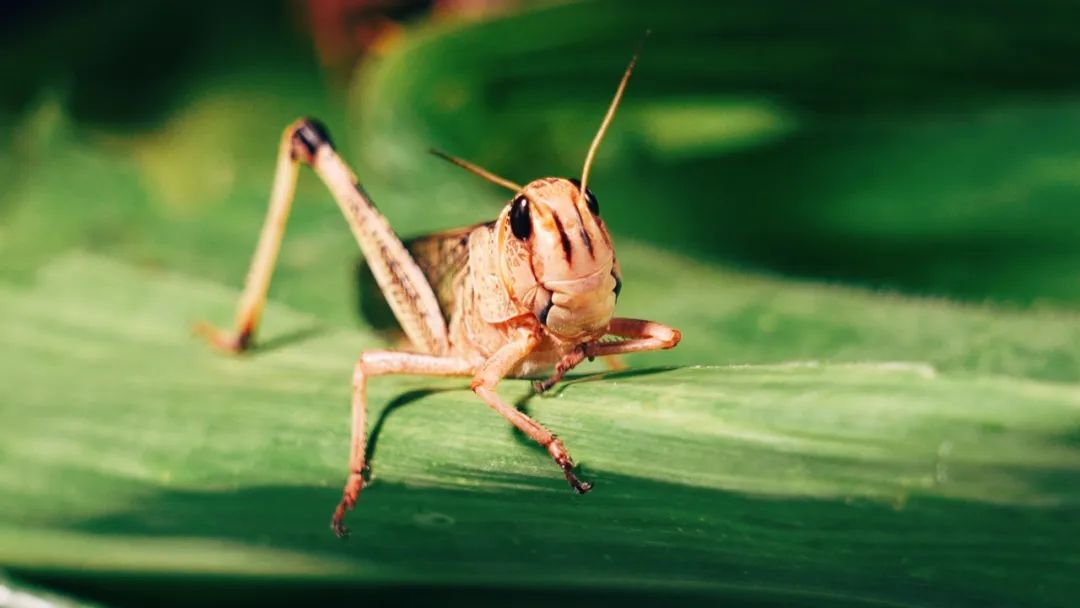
[
  {"x1": 429, "y1": 149, "x2": 522, "y2": 192},
  {"x1": 579, "y1": 31, "x2": 650, "y2": 198}
]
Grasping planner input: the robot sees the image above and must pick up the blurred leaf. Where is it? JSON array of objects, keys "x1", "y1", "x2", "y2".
[{"x1": 349, "y1": 0, "x2": 1080, "y2": 305}]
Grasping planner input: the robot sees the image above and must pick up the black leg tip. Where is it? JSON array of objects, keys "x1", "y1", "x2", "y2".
[
  {"x1": 292, "y1": 118, "x2": 334, "y2": 162},
  {"x1": 560, "y1": 462, "x2": 592, "y2": 495}
]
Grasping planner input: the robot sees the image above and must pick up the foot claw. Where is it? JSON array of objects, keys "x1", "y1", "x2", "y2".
[
  {"x1": 555, "y1": 455, "x2": 591, "y2": 495},
  {"x1": 547, "y1": 440, "x2": 590, "y2": 495},
  {"x1": 564, "y1": 467, "x2": 592, "y2": 494},
  {"x1": 331, "y1": 515, "x2": 350, "y2": 539},
  {"x1": 331, "y1": 523, "x2": 349, "y2": 538},
  {"x1": 330, "y1": 473, "x2": 364, "y2": 538},
  {"x1": 331, "y1": 498, "x2": 353, "y2": 539},
  {"x1": 532, "y1": 378, "x2": 556, "y2": 394},
  {"x1": 193, "y1": 321, "x2": 251, "y2": 354}
]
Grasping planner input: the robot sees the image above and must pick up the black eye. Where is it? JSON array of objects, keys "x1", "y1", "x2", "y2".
[
  {"x1": 569, "y1": 178, "x2": 599, "y2": 215},
  {"x1": 510, "y1": 195, "x2": 531, "y2": 239},
  {"x1": 583, "y1": 189, "x2": 599, "y2": 214}
]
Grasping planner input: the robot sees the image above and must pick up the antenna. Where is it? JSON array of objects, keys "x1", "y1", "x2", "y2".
[
  {"x1": 429, "y1": 149, "x2": 522, "y2": 192},
  {"x1": 579, "y1": 31, "x2": 650, "y2": 198}
]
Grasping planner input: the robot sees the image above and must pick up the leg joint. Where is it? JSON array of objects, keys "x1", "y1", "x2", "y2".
[
  {"x1": 352, "y1": 353, "x2": 371, "y2": 386},
  {"x1": 663, "y1": 327, "x2": 682, "y2": 349},
  {"x1": 290, "y1": 117, "x2": 334, "y2": 164}
]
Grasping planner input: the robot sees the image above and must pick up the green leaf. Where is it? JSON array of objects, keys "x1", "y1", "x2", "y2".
[
  {"x1": 2, "y1": 1, "x2": 1079, "y2": 606},
  {"x1": 1, "y1": 254, "x2": 1077, "y2": 606}
]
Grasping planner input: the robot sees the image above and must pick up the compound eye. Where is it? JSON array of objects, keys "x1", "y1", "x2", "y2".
[
  {"x1": 584, "y1": 188, "x2": 599, "y2": 215},
  {"x1": 569, "y1": 178, "x2": 599, "y2": 215},
  {"x1": 510, "y1": 195, "x2": 531, "y2": 239}
]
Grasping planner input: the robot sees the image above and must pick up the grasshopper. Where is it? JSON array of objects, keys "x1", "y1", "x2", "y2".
[{"x1": 196, "y1": 46, "x2": 680, "y2": 537}]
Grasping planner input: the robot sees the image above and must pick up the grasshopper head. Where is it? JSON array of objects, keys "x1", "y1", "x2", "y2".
[
  {"x1": 495, "y1": 38, "x2": 646, "y2": 340},
  {"x1": 432, "y1": 37, "x2": 645, "y2": 341},
  {"x1": 495, "y1": 178, "x2": 620, "y2": 340}
]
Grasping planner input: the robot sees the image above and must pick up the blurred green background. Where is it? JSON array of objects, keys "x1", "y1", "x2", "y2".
[{"x1": 0, "y1": 1, "x2": 1077, "y2": 606}]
